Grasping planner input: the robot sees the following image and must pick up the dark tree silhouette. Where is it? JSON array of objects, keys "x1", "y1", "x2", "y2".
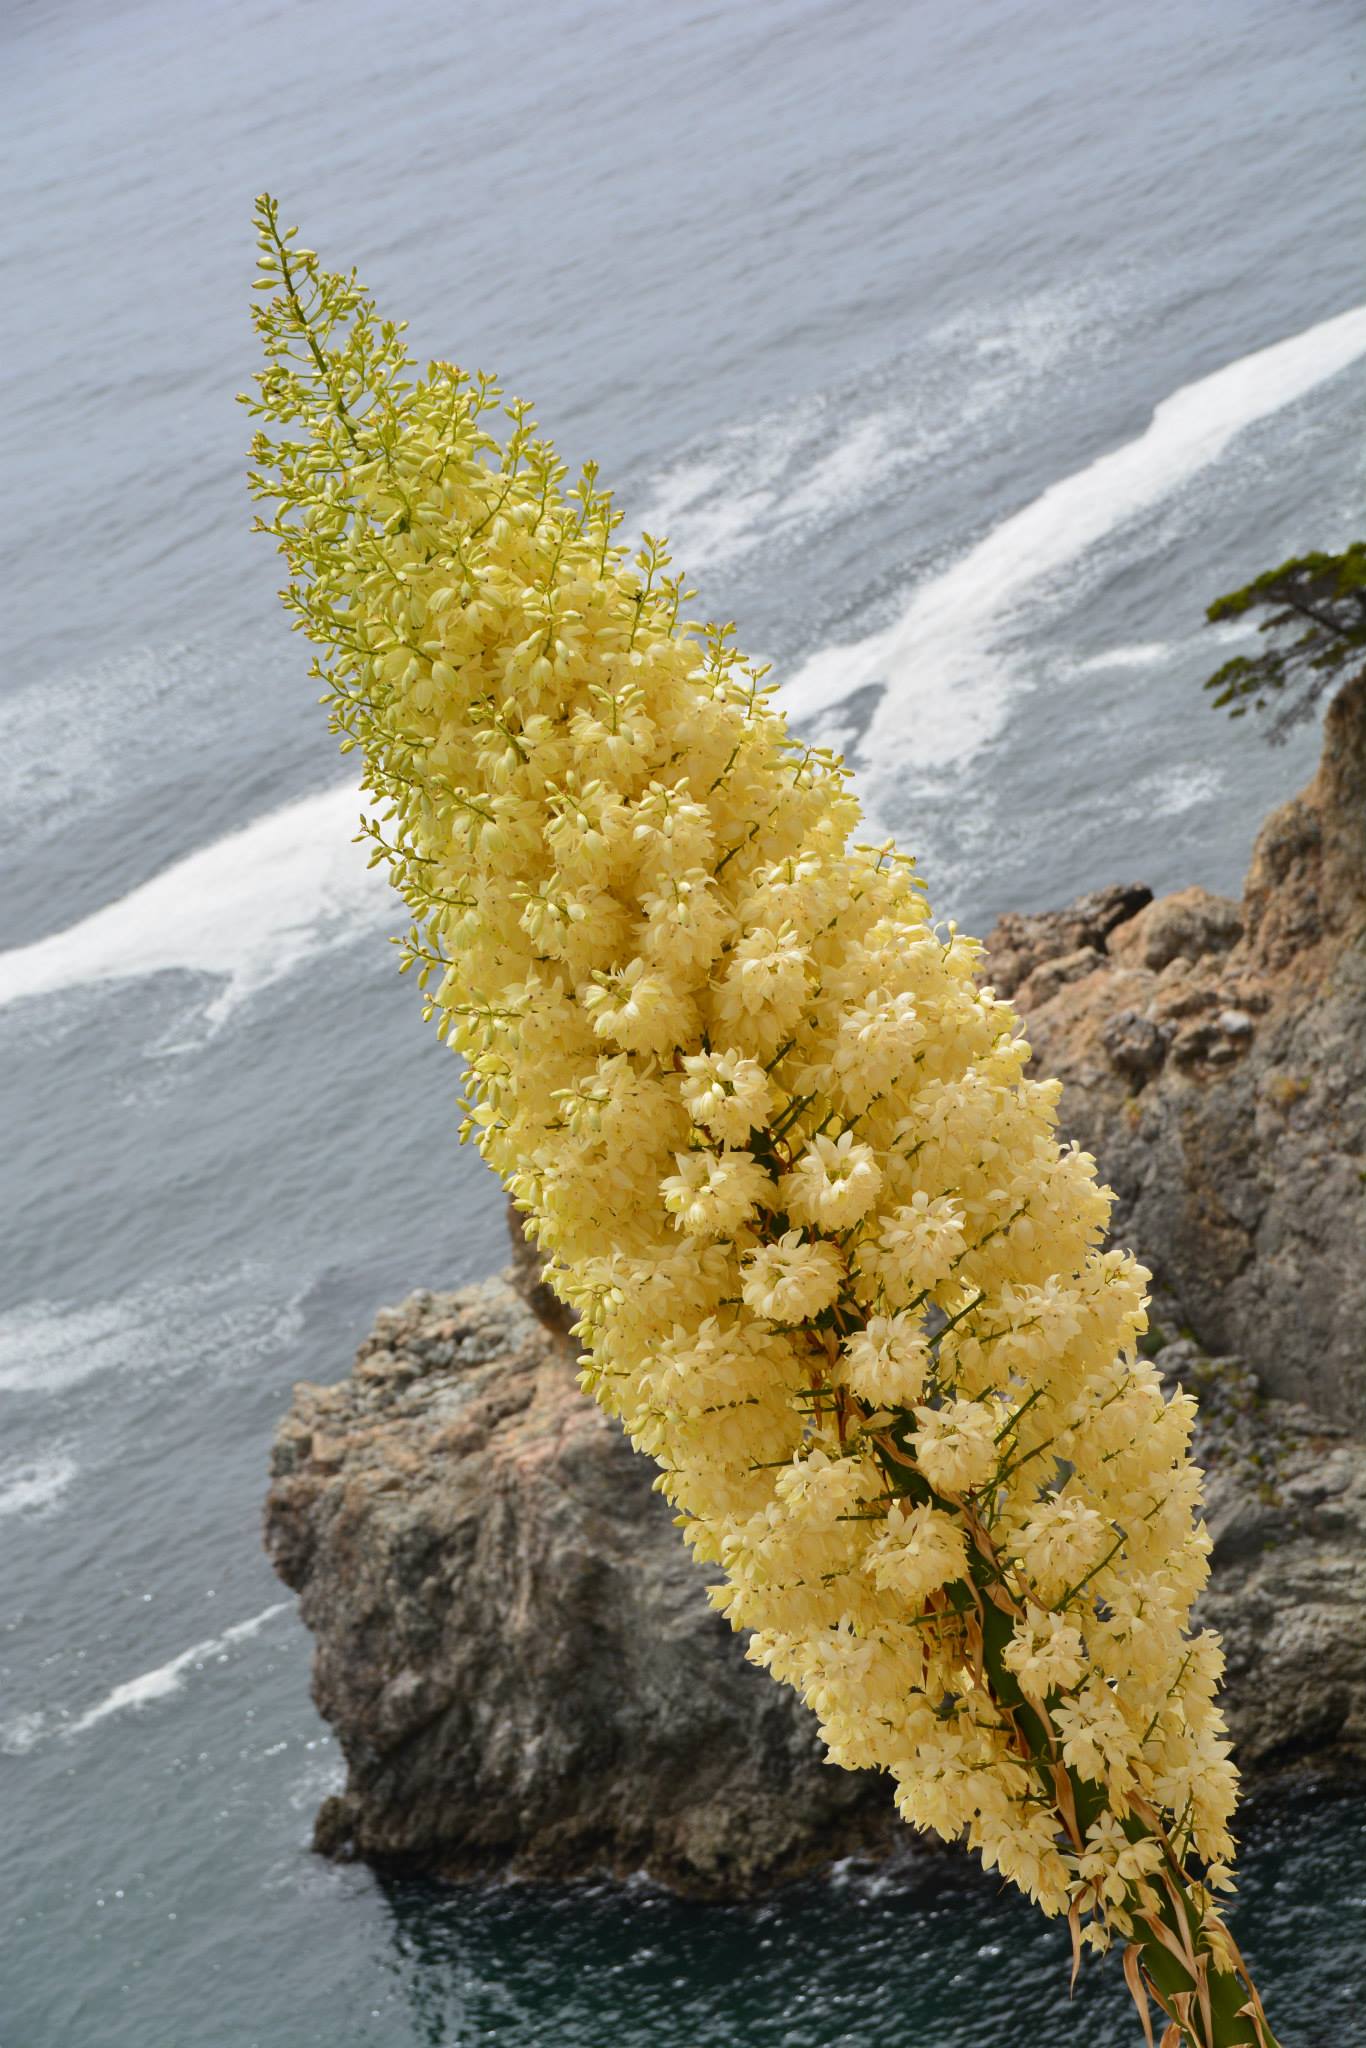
[{"x1": 1203, "y1": 542, "x2": 1366, "y2": 739}]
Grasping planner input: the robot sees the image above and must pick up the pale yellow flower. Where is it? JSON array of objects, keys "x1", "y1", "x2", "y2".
[
  {"x1": 782, "y1": 1131, "x2": 882, "y2": 1231},
  {"x1": 680, "y1": 1049, "x2": 773, "y2": 1145},
  {"x1": 1013, "y1": 1496, "x2": 1110, "y2": 1605},
  {"x1": 859, "y1": 1192, "x2": 966, "y2": 1304},
  {"x1": 583, "y1": 957, "x2": 696, "y2": 1054},
  {"x1": 911, "y1": 1397, "x2": 999, "y2": 1496},
  {"x1": 1002, "y1": 1603, "x2": 1086, "y2": 1695},
  {"x1": 741, "y1": 1230, "x2": 845, "y2": 1323},
  {"x1": 660, "y1": 1149, "x2": 773, "y2": 1238},
  {"x1": 840, "y1": 1313, "x2": 931, "y2": 1407},
  {"x1": 865, "y1": 1503, "x2": 970, "y2": 1606}
]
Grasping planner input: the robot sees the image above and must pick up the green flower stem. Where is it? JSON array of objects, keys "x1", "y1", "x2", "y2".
[
  {"x1": 871, "y1": 1432, "x2": 1277, "y2": 2048},
  {"x1": 974, "y1": 1548, "x2": 1278, "y2": 2048}
]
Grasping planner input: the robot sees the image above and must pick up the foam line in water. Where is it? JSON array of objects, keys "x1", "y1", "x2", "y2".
[
  {"x1": 0, "y1": 1453, "x2": 78, "y2": 1516},
  {"x1": 65, "y1": 1603, "x2": 289, "y2": 1736},
  {"x1": 0, "y1": 783, "x2": 391, "y2": 1026},
  {"x1": 7, "y1": 311, "x2": 1360, "y2": 1030},
  {"x1": 782, "y1": 304, "x2": 1366, "y2": 788},
  {"x1": 636, "y1": 282, "x2": 1117, "y2": 574},
  {"x1": 0, "y1": 1712, "x2": 46, "y2": 1757},
  {"x1": 0, "y1": 1274, "x2": 305, "y2": 1395},
  {"x1": 0, "y1": 1293, "x2": 163, "y2": 1395},
  {"x1": 1073, "y1": 642, "x2": 1172, "y2": 673}
]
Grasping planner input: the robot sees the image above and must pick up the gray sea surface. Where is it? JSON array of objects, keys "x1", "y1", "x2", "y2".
[{"x1": 1, "y1": 2, "x2": 1364, "y2": 2042}]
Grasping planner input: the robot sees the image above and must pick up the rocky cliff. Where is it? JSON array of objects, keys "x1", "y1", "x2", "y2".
[
  {"x1": 265, "y1": 677, "x2": 1366, "y2": 1894},
  {"x1": 265, "y1": 1269, "x2": 1364, "y2": 1892},
  {"x1": 265, "y1": 1272, "x2": 904, "y2": 1895},
  {"x1": 982, "y1": 670, "x2": 1366, "y2": 1425}
]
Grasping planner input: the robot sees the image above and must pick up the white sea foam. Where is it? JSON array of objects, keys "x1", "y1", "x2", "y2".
[
  {"x1": 1210, "y1": 616, "x2": 1264, "y2": 644},
  {"x1": 0, "y1": 782, "x2": 390, "y2": 1028},
  {"x1": 635, "y1": 396, "x2": 865, "y2": 571},
  {"x1": 1130, "y1": 764, "x2": 1225, "y2": 819},
  {"x1": 0, "y1": 1453, "x2": 78, "y2": 1516},
  {"x1": 65, "y1": 1603, "x2": 289, "y2": 1736},
  {"x1": 287, "y1": 1750, "x2": 346, "y2": 1814},
  {"x1": 1, "y1": 643, "x2": 195, "y2": 838},
  {"x1": 0, "y1": 1294, "x2": 156, "y2": 1395},
  {"x1": 7, "y1": 313, "x2": 1359, "y2": 1035},
  {"x1": 635, "y1": 284, "x2": 1117, "y2": 576},
  {"x1": 0, "y1": 1277, "x2": 304, "y2": 1395},
  {"x1": 783, "y1": 304, "x2": 1366, "y2": 804},
  {"x1": 1074, "y1": 642, "x2": 1172, "y2": 673},
  {"x1": 0, "y1": 1711, "x2": 47, "y2": 1756}
]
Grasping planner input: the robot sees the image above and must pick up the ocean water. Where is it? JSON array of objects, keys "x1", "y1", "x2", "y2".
[{"x1": 2, "y1": 1, "x2": 1364, "y2": 2042}]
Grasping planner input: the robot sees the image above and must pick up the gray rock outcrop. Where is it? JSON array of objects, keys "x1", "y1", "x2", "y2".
[{"x1": 1151, "y1": 1328, "x2": 1366, "y2": 1776}]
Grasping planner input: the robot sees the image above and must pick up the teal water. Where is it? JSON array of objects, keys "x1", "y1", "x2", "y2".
[
  {"x1": 2, "y1": 0, "x2": 1364, "y2": 2041},
  {"x1": 10, "y1": 1747, "x2": 1363, "y2": 2045}
]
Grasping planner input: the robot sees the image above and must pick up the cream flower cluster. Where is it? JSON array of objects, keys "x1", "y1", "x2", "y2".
[{"x1": 246, "y1": 198, "x2": 1273, "y2": 2044}]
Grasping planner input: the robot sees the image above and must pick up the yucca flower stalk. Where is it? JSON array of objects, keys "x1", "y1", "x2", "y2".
[{"x1": 244, "y1": 194, "x2": 1279, "y2": 2048}]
